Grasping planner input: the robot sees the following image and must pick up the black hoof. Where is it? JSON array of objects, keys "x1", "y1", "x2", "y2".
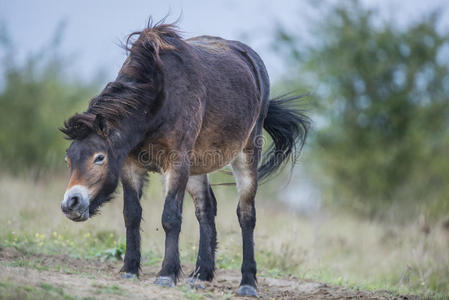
[
  {"x1": 237, "y1": 285, "x2": 258, "y2": 297},
  {"x1": 120, "y1": 272, "x2": 137, "y2": 279},
  {"x1": 185, "y1": 277, "x2": 206, "y2": 289},
  {"x1": 154, "y1": 276, "x2": 175, "y2": 287}
]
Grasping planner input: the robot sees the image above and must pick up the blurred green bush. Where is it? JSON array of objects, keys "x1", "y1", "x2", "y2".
[
  {"x1": 274, "y1": 0, "x2": 449, "y2": 217},
  {"x1": 0, "y1": 27, "x2": 100, "y2": 173}
]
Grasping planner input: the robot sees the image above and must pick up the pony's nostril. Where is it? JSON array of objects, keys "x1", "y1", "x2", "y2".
[
  {"x1": 62, "y1": 186, "x2": 89, "y2": 216},
  {"x1": 69, "y1": 196, "x2": 79, "y2": 209}
]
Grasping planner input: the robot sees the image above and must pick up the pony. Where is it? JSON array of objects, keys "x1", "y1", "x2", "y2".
[{"x1": 60, "y1": 19, "x2": 309, "y2": 297}]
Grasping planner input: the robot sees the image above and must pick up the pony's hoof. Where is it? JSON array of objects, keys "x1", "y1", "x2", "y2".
[
  {"x1": 185, "y1": 277, "x2": 206, "y2": 289},
  {"x1": 120, "y1": 272, "x2": 137, "y2": 279},
  {"x1": 237, "y1": 285, "x2": 258, "y2": 297},
  {"x1": 154, "y1": 276, "x2": 175, "y2": 287}
]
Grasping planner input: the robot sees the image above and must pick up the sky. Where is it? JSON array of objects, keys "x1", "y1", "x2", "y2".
[{"x1": 0, "y1": 0, "x2": 448, "y2": 83}]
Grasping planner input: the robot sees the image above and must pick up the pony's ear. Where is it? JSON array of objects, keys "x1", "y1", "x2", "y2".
[{"x1": 93, "y1": 114, "x2": 110, "y2": 137}]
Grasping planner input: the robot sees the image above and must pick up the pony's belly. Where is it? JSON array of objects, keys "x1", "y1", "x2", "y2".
[
  {"x1": 189, "y1": 142, "x2": 243, "y2": 175},
  {"x1": 137, "y1": 141, "x2": 243, "y2": 175},
  {"x1": 189, "y1": 110, "x2": 259, "y2": 175}
]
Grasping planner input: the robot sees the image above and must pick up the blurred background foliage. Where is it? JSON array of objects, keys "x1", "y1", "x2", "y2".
[
  {"x1": 0, "y1": 0, "x2": 448, "y2": 218},
  {"x1": 0, "y1": 26, "x2": 100, "y2": 174},
  {"x1": 274, "y1": 0, "x2": 449, "y2": 218}
]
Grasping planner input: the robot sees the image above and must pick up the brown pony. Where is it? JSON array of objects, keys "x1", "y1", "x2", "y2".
[{"x1": 60, "y1": 19, "x2": 309, "y2": 297}]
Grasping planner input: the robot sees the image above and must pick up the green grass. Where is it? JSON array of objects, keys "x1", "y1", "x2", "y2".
[
  {"x1": 91, "y1": 283, "x2": 127, "y2": 296},
  {"x1": 0, "y1": 280, "x2": 81, "y2": 300},
  {"x1": 3, "y1": 229, "x2": 446, "y2": 298},
  {"x1": 178, "y1": 286, "x2": 206, "y2": 300},
  {"x1": 6, "y1": 257, "x2": 50, "y2": 271}
]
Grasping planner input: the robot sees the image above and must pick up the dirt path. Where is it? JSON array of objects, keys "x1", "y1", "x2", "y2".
[{"x1": 0, "y1": 247, "x2": 413, "y2": 299}]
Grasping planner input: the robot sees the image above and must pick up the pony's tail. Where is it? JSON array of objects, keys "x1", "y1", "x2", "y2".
[{"x1": 258, "y1": 94, "x2": 311, "y2": 182}]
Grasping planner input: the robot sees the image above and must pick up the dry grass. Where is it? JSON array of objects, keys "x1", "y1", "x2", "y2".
[{"x1": 0, "y1": 173, "x2": 448, "y2": 297}]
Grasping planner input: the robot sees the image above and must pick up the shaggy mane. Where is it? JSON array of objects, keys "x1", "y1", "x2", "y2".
[{"x1": 61, "y1": 18, "x2": 181, "y2": 140}]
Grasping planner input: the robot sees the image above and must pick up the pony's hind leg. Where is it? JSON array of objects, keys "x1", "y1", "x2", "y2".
[
  {"x1": 120, "y1": 157, "x2": 147, "y2": 278},
  {"x1": 231, "y1": 149, "x2": 259, "y2": 297},
  {"x1": 186, "y1": 175, "x2": 217, "y2": 284}
]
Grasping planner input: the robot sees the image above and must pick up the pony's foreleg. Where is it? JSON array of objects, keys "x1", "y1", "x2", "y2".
[
  {"x1": 186, "y1": 175, "x2": 217, "y2": 284},
  {"x1": 232, "y1": 151, "x2": 259, "y2": 297},
  {"x1": 120, "y1": 158, "x2": 147, "y2": 278},
  {"x1": 154, "y1": 163, "x2": 189, "y2": 287}
]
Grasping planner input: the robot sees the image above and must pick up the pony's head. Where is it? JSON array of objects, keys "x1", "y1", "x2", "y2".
[
  {"x1": 58, "y1": 20, "x2": 179, "y2": 221},
  {"x1": 60, "y1": 113, "x2": 120, "y2": 221}
]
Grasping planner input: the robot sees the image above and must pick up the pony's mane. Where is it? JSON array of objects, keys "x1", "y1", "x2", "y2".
[{"x1": 61, "y1": 18, "x2": 181, "y2": 140}]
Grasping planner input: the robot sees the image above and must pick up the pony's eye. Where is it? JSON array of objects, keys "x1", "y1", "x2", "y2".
[{"x1": 93, "y1": 154, "x2": 106, "y2": 165}]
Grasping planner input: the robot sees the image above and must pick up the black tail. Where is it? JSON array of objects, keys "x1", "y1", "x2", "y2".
[{"x1": 258, "y1": 94, "x2": 311, "y2": 182}]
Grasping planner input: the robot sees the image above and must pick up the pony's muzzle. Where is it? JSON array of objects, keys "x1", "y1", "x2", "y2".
[{"x1": 61, "y1": 185, "x2": 90, "y2": 222}]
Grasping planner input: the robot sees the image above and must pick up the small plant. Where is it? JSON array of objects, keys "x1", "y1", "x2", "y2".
[{"x1": 95, "y1": 242, "x2": 126, "y2": 261}]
